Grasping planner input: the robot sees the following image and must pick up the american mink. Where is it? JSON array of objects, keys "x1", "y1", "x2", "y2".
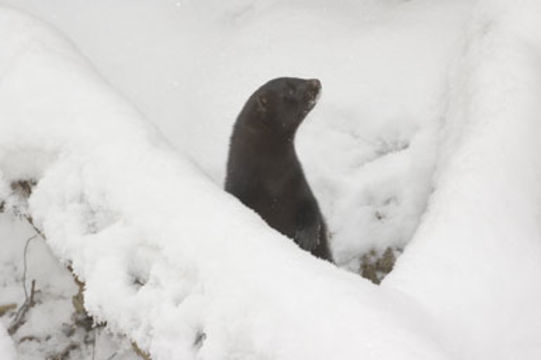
[{"x1": 225, "y1": 77, "x2": 332, "y2": 262}]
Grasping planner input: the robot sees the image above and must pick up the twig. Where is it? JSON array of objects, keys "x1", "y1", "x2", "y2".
[
  {"x1": 22, "y1": 214, "x2": 46, "y2": 240},
  {"x1": 29, "y1": 280, "x2": 36, "y2": 307},
  {"x1": 7, "y1": 229, "x2": 39, "y2": 335},
  {"x1": 132, "y1": 341, "x2": 151, "y2": 360},
  {"x1": 21, "y1": 234, "x2": 38, "y2": 299},
  {"x1": 8, "y1": 279, "x2": 37, "y2": 335},
  {"x1": 18, "y1": 335, "x2": 41, "y2": 343}
]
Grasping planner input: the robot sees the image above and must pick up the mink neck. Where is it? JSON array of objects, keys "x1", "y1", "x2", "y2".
[
  {"x1": 255, "y1": 129, "x2": 297, "y2": 153},
  {"x1": 233, "y1": 124, "x2": 298, "y2": 160}
]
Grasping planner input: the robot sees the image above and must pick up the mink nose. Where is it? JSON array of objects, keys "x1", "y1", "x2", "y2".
[
  {"x1": 306, "y1": 79, "x2": 321, "y2": 100},
  {"x1": 307, "y1": 79, "x2": 321, "y2": 91}
]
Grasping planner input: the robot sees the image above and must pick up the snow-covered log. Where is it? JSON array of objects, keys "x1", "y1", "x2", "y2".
[{"x1": 0, "y1": 6, "x2": 447, "y2": 360}]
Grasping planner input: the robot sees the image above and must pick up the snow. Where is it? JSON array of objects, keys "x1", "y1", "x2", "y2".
[
  {"x1": 0, "y1": 0, "x2": 540, "y2": 359},
  {"x1": 0, "y1": 3, "x2": 448, "y2": 360},
  {"x1": 0, "y1": 324, "x2": 15, "y2": 360},
  {"x1": 384, "y1": 1, "x2": 541, "y2": 359},
  {"x1": 1, "y1": 0, "x2": 472, "y2": 269},
  {"x1": 0, "y1": 184, "x2": 134, "y2": 358}
]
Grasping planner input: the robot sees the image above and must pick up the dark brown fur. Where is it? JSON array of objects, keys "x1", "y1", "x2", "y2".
[{"x1": 225, "y1": 77, "x2": 332, "y2": 262}]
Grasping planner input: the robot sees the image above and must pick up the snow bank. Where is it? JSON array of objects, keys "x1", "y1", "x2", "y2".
[
  {"x1": 0, "y1": 324, "x2": 15, "y2": 360},
  {"x1": 385, "y1": 1, "x2": 541, "y2": 359},
  {"x1": 0, "y1": 207, "x2": 92, "y2": 359},
  {"x1": 4, "y1": 1, "x2": 540, "y2": 359},
  {"x1": 3, "y1": 0, "x2": 471, "y2": 268},
  {"x1": 0, "y1": 6, "x2": 448, "y2": 360}
]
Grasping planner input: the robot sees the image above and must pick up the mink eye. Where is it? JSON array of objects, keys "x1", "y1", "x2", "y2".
[{"x1": 256, "y1": 94, "x2": 268, "y2": 113}]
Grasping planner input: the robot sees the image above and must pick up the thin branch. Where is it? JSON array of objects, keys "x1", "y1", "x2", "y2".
[
  {"x1": 132, "y1": 341, "x2": 152, "y2": 360},
  {"x1": 22, "y1": 214, "x2": 46, "y2": 240},
  {"x1": 22, "y1": 234, "x2": 37, "y2": 299},
  {"x1": 7, "y1": 226, "x2": 39, "y2": 335},
  {"x1": 8, "y1": 279, "x2": 36, "y2": 335}
]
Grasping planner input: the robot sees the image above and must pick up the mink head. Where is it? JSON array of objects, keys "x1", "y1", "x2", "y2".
[{"x1": 241, "y1": 77, "x2": 321, "y2": 138}]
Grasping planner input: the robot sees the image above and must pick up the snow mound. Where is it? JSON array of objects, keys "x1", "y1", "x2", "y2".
[
  {"x1": 2, "y1": 0, "x2": 471, "y2": 269},
  {"x1": 3, "y1": 1, "x2": 541, "y2": 359},
  {"x1": 0, "y1": 5, "x2": 447, "y2": 360},
  {"x1": 385, "y1": 1, "x2": 541, "y2": 359}
]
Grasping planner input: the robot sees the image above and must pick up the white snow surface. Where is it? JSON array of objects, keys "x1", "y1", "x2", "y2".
[
  {"x1": 0, "y1": 324, "x2": 15, "y2": 360},
  {"x1": 1, "y1": 0, "x2": 472, "y2": 267},
  {"x1": 0, "y1": 0, "x2": 540, "y2": 359},
  {"x1": 0, "y1": 4, "x2": 446, "y2": 360},
  {"x1": 385, "y1": 1, "x2": 541, "y2": 359}
]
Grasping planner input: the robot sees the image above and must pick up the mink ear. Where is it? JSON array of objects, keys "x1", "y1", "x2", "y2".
[{"x1": 255, "y1": 94, "x2": 268, "y2": 113}]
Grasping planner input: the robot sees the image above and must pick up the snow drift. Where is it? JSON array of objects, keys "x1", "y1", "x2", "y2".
[
  {"x1": 2, "y1": 0, "x2": 541, "y2": 359},
  {"x1": 0, "y1": 5, "x2": 447, "y2": 360},
  {"x1": 385, "y1": 1, "x2": 541, "y2": 359},
  {"x1": 2, "y1": 0, "x2": 472, "y2": 270}
]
